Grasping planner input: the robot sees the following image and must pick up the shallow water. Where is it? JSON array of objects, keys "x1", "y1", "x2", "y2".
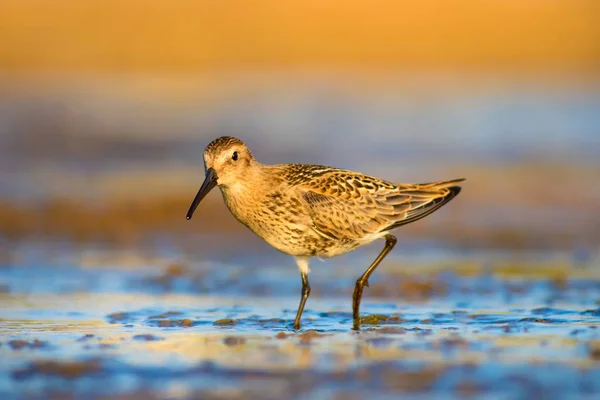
[
  {"x1": 1, "y1": 243, "x2": 600, "y2": 399},
  {"x1": 1, "y1": 74, "x2": 599, "y2": 398}
]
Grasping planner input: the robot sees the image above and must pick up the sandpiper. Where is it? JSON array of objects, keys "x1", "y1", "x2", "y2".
[{"x1": 186, "y1": 136, "x2": 464, "y2": 330}]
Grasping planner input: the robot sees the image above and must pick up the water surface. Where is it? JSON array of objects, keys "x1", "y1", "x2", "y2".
[{"x1": 2, "y1": 243, "x2": 599, "y2": 399}]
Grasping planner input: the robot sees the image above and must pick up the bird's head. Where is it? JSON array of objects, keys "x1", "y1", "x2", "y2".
[{"x1": 186, "y1": 136, "x2": 255, "y2": 220}]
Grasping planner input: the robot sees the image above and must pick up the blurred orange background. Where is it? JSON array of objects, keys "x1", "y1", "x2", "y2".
[{"x1": 0, "y1": 0, "x2": 599, "y2": 73}]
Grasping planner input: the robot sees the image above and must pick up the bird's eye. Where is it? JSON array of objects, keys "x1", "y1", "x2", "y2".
[{"x1": 232, "y1": 151, "x2": 239, "y2": 161}]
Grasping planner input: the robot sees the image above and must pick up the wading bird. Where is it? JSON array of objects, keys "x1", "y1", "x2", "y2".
[{"x1": 186, "y1": 136, "x2": 463, "y2": 330}]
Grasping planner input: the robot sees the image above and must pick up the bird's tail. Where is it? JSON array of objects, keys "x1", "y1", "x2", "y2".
[
  {"x1": 386, "y1": 178, "x2": 464, "y2": 230},
  {"x1": 418, "y1": 178, "x2": 465, "y2": 189}
]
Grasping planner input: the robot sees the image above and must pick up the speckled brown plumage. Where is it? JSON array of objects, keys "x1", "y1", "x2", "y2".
[
  {"x1": 186, "y1": 136, "x2": 464, "y2": 330},
  {"x1": 204, "y1": 136, "x2": 248, "y2": 157}
]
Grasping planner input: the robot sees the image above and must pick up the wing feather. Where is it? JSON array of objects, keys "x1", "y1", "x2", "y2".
[{"x1": 299, "y1": 171, "x2": 463, "y2": 241}]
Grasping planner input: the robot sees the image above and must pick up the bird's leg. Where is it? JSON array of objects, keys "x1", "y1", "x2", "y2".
[
  {"x1": 352, "y1": 234, "x2": 397, "y2": 330},
  {"x1": 293, "y1": 271, "x2": 311, "y2": 330}
]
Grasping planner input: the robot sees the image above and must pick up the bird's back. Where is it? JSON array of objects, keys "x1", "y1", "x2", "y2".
[{"x1": 266, "y1": 164, "x2": 464, "y2": 256}]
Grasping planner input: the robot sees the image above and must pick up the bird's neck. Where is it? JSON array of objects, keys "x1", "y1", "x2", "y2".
[{"x1": 218, "y1": 162, "x2": 270, "y2": 220}]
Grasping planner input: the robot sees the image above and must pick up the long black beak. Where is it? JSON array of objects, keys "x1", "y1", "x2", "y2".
[{"x1": 186, "y1": 168, "x2": 218, "y2": 220}]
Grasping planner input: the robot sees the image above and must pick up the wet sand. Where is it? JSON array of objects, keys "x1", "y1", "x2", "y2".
[{"x1": 1, "y1": 243, "x2": 600, "y2": 399}]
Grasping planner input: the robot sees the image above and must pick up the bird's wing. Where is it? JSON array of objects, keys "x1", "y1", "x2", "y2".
[{"x1": 297, "y1": 169, "x2": 463, "y2": 241}]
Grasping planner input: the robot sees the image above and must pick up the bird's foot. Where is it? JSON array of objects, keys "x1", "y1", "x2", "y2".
[
  {"x1": 352, "y1": 316, "x2": 363, "y2": 331},
  {"x1": 292, "y1": 320, "x2": 302, "y2": 331}
]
